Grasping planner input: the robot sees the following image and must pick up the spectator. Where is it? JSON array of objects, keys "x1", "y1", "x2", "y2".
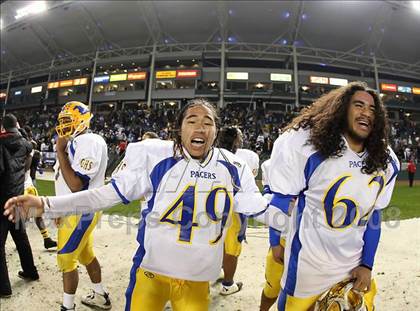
[
  {"x1": 0, "y1": 114, "x2": 39, "y2": 298},
  {"x1": 142, "y1": 131, "x2": 159, "y2": 140},
  {"x1": 404, "y1": 146, "x2": 411, "y2": 161},
  {"x1": 118, "y1": 139, "x2": 128, "y2": 156},
  {"x1": 40, "y1": 139, "x2": 48, "y2": 152},
  {"x1": 407, "y1": 158, "x2": 416, "y2": 187},
  {"x1": 6, "y1": 103, "x2": 420, "y2": 162}
]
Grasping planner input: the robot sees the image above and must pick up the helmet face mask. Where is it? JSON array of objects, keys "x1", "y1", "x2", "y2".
[
  {"x1": 56, "y1": 114, "x2": 74, "y2": 138},
  {"x1": 55, "y1": 101, "x2": 92, "y2": 138}
]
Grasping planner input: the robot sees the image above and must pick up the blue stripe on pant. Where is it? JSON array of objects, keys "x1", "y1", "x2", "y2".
[{"x1": 58, "y1": 213, "x2": 94, "y2": 255}]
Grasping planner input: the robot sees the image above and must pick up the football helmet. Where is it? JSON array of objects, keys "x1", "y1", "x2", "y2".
[
  {"x1": 24, "y1": 186, "x2": 39, "y2": 196},
  {"x1": 56, "y1": 101, "x2": 92, "y2": 138},
  {"x1": 314, "y1": 279, "x2": 366, "y2": 311}
]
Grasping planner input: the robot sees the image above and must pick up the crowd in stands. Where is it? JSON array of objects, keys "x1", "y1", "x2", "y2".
[
  {"x1": 390, "y1": 115, "x2": 419, "y2": 162},
  {"x1": 6, "y1": 102, "x2": 420, "y2": 169}
]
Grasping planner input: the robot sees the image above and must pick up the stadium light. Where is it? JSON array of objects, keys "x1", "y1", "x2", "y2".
[
  {"x1": 413, "y1": 1, "x2": 420, "y2": 11},
  {"x1": 15, "y1": 1, "x2": 47, "y2": 20}
]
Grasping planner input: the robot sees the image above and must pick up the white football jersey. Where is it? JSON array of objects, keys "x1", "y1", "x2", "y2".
[
  {"x1": 261, "y1": 159, "x2": 271, "y2": 192},
  {"x1": 235, "y1": 148, "x2": 260, "y2": 177},
  {"x1": 269, "y1": 128, "x2": 399, "y2": 297},
  {"x1": 24, "y1": 170, "x2": 33, "y2": 189},
  {"x1": 262, "y1": 158, "x2": 285, "y2": 246},
  {"x1": 54, "y1": 133, "x2": 108, "y2": 195},
  {"x1": 111, "y1": 139, "x2": 267, "y2": 281},
  {"x1": 24, "y1": 149, "x2": 35, "y2": 189}
]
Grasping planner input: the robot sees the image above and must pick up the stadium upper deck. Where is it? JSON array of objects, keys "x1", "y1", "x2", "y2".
[{"x1": 0, "y1": 1, "x2": 419, "y2": 119}]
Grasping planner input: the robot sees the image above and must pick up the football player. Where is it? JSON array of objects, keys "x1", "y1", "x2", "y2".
[
  {"x1": 217, "y1": 126, "x2": 260, "y2": 295},
  {"x1": 269, "y1": 82, "x2": 399, "y2": 310},
  {"x1": 259, "y1": 159, "x2": 288, "y2": 311},
  {"x1": 5, "y1": 98, "x2": 288, "y2": 311},
  {"x1": 141, "y1": 131, "x2": 159, "y2": 140},
  {"x1": 22, "y1": 126, "x2": 57, "y2": 250},
  {"x1": 53, "y1": 102, "x2": 111, "y2": 311}
]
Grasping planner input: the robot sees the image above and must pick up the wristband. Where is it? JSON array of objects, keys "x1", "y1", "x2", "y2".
[
  {"x1": 41, "y1": 196, "x2": 51, "y2": 212},
  {"x1": 360, "y1": 264, "x2": 372, "y2": 271}
]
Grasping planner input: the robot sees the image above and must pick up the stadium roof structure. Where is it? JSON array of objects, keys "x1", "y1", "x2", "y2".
[{"x1": 1, "y1": 1, "x2": 420, "y2": 83}]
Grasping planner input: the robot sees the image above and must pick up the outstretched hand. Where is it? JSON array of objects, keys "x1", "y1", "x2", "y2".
[{"x1": 3, "y1": 195, "x2": 44, "y2": 223}]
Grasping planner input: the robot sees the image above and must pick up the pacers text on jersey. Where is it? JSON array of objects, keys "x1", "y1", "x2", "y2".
[{"x1": 190, "y1": 170, "x2": 217, "y2": 180}]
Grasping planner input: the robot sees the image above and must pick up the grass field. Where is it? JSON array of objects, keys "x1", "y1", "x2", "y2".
[{"x1": 36, "y1": 179, "x2": 420, "y2": 222}]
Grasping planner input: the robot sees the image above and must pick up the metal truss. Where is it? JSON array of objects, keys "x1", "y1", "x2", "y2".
[
  {"x1": 30, "y1": 21, "x2": 76, "y2": 59},
  {"x1": 136, "y1": 1, "x2": 164, "y2": 45},
  {"x1": 215, "y1": 1, "x2": 229, "y2": 42},
  {"x1": 77, "y1": 2, "x2": 121, "y2": 51},
  {"x1": 1, "y1": 42, "x2": 420, "y2": 85},
  {"x1": 0, "y1": 1, "x2": 74, "y2": 31},
  {"x1": 384, "y1": 1, "x2": 415, "y2": 10}
]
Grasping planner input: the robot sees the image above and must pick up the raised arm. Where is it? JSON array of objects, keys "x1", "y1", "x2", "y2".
[{"x1": 5, "y1": 141, "x2": 152, "y2": 222}]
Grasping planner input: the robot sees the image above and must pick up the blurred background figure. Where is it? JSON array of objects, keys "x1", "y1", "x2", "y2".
[
  {"x1": 21, "y1": 126, "x2": 57, "y2": 250},
  {"x1": 0, "y1": 114, "x2": 39, "y2": 298},
  {"x1": 407, "y1": 157, "x2": 416, "y2": 187}
]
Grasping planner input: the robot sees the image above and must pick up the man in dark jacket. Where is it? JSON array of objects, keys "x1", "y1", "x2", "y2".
[{"x1": 0, "y1": 114, "x2": 39, "y2": 298}]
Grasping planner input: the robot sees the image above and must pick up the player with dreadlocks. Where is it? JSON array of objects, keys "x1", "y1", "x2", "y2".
[
  {"x1": 5, "y1": 98, "x2": 287, "y2": 311},
  {"x1": 267, "y1": 81, "x2": 399, "y2": 310}
]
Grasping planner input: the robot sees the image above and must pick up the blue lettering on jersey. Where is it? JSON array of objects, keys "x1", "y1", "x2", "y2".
[
  {"x1": 349, "y1": 160, "x2": 364, "y2": 168},
  {"x1": 190, "y1": 170, "x2": 217, "y2": 180}
]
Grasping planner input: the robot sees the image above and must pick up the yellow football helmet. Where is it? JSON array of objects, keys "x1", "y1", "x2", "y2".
[
  {"x1": 24, "y1": 185, "x2": 39, "y2": 196},
  {"x1": 55, "y1": 101, "x2": 92, "y2": 138},
  {"x1": 314, "y1": 279, "x2": 365, "y2": 311}
]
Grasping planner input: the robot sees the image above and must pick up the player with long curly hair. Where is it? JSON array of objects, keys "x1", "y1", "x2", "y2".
[
  {"x1": 4, "y1": 98, "x2": 285, "y2": 311},
  {"x1": 269, "y1": 81, "x2": 399, "y2": 310}
]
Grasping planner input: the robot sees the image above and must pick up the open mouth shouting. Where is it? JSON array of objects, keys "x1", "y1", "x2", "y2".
[
  {"x1": 191, "y1": 137, "x2": 205, "y2": 147},
  {"x1": 356, "y1": 118, "x2": 371, "y2": 132},
  {"x1": 187, "y1": 135, "x2": 211, "y2": 160}
]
